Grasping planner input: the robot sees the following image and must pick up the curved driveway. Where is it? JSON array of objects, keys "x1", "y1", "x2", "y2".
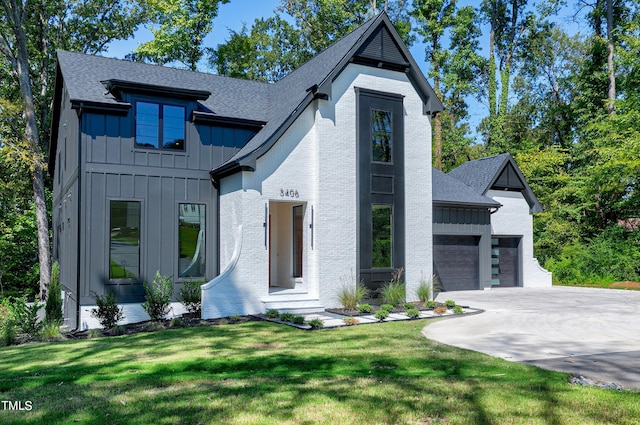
[{"x1": 424, "y1": 286, "x2": 640, "y2": 388}]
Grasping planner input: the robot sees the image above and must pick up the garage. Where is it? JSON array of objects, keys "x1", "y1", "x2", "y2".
[
  {"x1": 491, "y1": 237, "x2": 521, "y2": 287},
  {"x1": 433, "y1": 235, "x2": 480, "y2": 291}
]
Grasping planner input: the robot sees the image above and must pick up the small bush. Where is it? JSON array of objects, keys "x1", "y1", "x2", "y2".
[
  {"x1": 343, "y1": 316, "x2": 359, "y2": 326},
  {"x1": 169, "y1": 317, "x2": 183, "y2": 327},
  {"x1": 336, "y1": 273, "x2": 368, "y2": 310},
  {"x1": 87, "y1": 329, "x2": 102, "y2": 339},
  {"x1": 380, "y1": 268, "x2": 405, "y2": 306},
  {"x1": 40, "y1": 320, "x2": 63, "y2": 341},
  {"x1": 7, "y1": 296, "x2": 42, "y2": 339},
  {"x1": 230, "y1": 313, "x2": 241, "y2": 322},
  {"x1": 266, "y1": 309, "x2": 280, "y2": 319},
  {"x1": 279, "y1": 312, "x2": 295, "y2": 322},
  {"x1": 403, "y1": 302, "x2": 415, "y2": 310},
  {"x1": 444, "y1": 300, "x2": 457, "y2": 308},
  {"x1": 380, "y1": 304, "x2": 395, "y2": 313},
  {"x1": 453, "y1": 305, "x2": 464, "y2": 315},
  {"x1": 109, "y1": 325, "x2": 125, "y2": 336},
  {"x1": 406, "y1": 308, "x2": 420, "y2": 319},
  {"x1": 179, "y1": 280, "x2": 203, "y2": 315},
  {"x1": 142, "y1": 271, "x2": 174, "y2": 322},
  {"x1": 307, "y1": 318, "x2": 324, "y2": 329},
  {"x1": 45, "y1": 262, "x2": 63, "y2": 325},
  {"x1": 416, "y1": 274, "x2": 433, "y2": 304},
  {"x1": 426, "y1": 300, "x2": 437, "y2": 309},
  {"x1": 434, "y1": 306, "x2": 448, "y2": 315},
  {"x1": 374, "y1": 309, "x2": 389, "y2": 322},
  {"x1": 91, "y1": 291, "x2": 125, "y2": 330},
  {"x1": 293, "y1": 315, "x2": 305, "y2": 324},
  {"x1": 357, "y1": 303, "x2": 373, "y2": 313},
  {"x1": 0, "y1": 301, "x2": 16, "y2": 346}
]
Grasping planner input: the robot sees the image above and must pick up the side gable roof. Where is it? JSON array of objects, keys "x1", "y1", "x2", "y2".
[
  {"x1": 432, "y1": 168, "x2": 501, "y2": 208},
  {"x1": 447, "y1": 153, "x2": 543, "y2": 213},
  {"x1": 210, "y1": 12, "x2": 444, "y2": 178}
]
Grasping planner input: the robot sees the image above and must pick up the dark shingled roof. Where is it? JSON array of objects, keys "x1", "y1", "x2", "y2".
[
  {"x1": 55, "y1": 50, "x2": 271, "y2": 123},
  {"x1": 432, "y1": 168, "x2": 501, "y2": 208},
  {"x1": 51, "y1": 12, "x2": 443, "y2": 178},
  {"x1": 447, "y1": 153, "x2": 543, "y2": 213}
]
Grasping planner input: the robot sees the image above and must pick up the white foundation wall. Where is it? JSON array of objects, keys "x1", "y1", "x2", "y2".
[
  {"x1": 202, "y1": 64, "x2": 433, "y2": 318},
  {"x1": 488, "y1": 190, "x2": 552, "y2": 287},
  {"x1": 79, "y1": 301, "x2": 188, "y2": 330}
]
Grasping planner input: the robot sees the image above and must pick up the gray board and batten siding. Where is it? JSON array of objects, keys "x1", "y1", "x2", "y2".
[{"x1": 52, "y1": 79, "x2": 258, "y2": 327}]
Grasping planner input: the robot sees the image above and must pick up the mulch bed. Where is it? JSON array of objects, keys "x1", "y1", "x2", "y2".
[
  {"x1": 68, "y1": 314, "x2": 262, "y2": 339},
  {"x1": 326, "y1": 301, "x2": 460, "y2": 317}
]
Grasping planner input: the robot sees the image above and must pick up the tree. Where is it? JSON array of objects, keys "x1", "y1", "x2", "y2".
[
  {"x1": 133, "y1": 0, "x2": 228, "y2": 71},
  {"x1": 213, "y1": 0, "x2": 413, "y2": 82},
  {"x1": 211, "y1": 16, "x2": 307, "y2": 83},
  {"x1": 412, "y1": 1, "x2": 483, "y2": 170},
  {"x1": 0, "y1": 0, "x2": 147, "y2": 299}
]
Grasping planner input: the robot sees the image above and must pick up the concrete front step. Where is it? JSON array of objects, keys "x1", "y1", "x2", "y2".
[{"x1": 262, "y1": 298, "x2": 324, "y2": 314}]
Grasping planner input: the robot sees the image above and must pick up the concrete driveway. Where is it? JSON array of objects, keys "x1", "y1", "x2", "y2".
[{"x1": 424, "y1": 286, "x2": 640, "y2": 388}]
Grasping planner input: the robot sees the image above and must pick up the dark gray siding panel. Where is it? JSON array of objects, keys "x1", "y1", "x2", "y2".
[{"x1": 80, "y1": 171, "x2": 217, "y2": 304}]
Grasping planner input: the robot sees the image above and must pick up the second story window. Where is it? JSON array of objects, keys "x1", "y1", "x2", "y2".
[{"x1": 135, "y1": 101, "x2": 185, "y2": 151}]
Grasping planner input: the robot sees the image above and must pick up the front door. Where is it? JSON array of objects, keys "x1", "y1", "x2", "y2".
[
  {"x1": 357, "y1": 88, "x2": 405, "y2": 293},
  {"x1": 269, "y1": 201, "x2": 305, "y2": 289}
]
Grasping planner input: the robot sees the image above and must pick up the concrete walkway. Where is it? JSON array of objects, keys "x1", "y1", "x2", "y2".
[{"x1": 424, "y1": 286, "x2": 640, "y2": 388}]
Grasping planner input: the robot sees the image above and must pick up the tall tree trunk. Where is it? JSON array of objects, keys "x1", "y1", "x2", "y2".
[
  {"x1": 487, "y1": 6, "x2": 497, "y2": 147},
  {"x1": 2, "y1": 0, "x2": 52, "y2": 299},
  {"x1": 606, "y1": 0, "x2": 615, "y2": 114}
]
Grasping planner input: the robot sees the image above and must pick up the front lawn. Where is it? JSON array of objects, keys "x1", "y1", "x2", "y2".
[{"x1": 1, "y1": 320, "x2": 638, "y2": 424}]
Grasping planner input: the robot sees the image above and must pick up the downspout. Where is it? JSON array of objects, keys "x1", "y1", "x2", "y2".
[
  {"x1": 74, "y1": 104, "x2": 83, "y2": 331},
  {"x1": 210, "y1": 173, "x2": 221, "y2": 278}
]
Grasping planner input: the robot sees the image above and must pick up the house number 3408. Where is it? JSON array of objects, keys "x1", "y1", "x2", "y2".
[{"x1": 280, "y1": 188, "x2": 300, "y2": 198}]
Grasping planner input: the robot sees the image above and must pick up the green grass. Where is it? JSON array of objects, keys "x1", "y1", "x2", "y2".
[{"x1": 1, "y1": 321, "x2": 638, "y2": 424}]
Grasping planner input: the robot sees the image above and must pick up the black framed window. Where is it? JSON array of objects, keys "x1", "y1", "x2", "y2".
[
  {"x1": 292, "y1": 205, "x2": 304, "y2": 278},
  {"x1": 178, "y1": 203, "x2": 206, "y2": 278},
  {"x1": 109, "y1": 201, "x2": 141, "y2": 280},
  {"x1": 135, "y1": 101, "x2": 185, "y2": 150},
  {"x1": 371, "y1": 109, "x2": 392, "y2": 162},
  {"x1": 371, "y1": 205, "x2": 393, "y2": 268}
]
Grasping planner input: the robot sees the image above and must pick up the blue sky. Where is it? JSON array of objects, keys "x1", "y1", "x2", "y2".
[{"x1": 105, "y1": 0, "x2": 583, "y2": 139}]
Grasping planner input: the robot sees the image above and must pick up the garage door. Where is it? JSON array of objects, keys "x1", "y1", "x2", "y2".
[
  {"x1": 492, "y1": 237, "x2": 520, "y2": 287},
  {"x1": 433, "y1": 235, "x2": 479, "y2": 291}
]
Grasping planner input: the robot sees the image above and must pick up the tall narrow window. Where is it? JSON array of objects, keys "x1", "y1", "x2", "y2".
[
  {"x1": 371, "y1": 205, "x2": 393, "y2": 268},
  {"x1": 371, "y1": 109, "x2": 392, "y2": 162},
  {"x1": 135, "y1": 101, "x2": 185, "y2": 150},
  {"x1": 109, "y1": 201, "x2": 141, "y2": 279},
  {"x1": 178, "y1": 204, "x2": 206, "y2": 277},
  {"x1": 292, "y1": 205, "x2": 303, "y2": 278}
]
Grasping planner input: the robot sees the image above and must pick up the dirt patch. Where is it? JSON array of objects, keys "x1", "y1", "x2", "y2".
[{"x1": 610, "y1": 282, "x2": 640, "y2": 290}]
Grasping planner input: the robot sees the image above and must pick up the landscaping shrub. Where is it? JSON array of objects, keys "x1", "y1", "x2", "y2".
[
  {"x1": 230, "y1": 313, "x2": 241, "y2": 322},
  {"x1": 343, "y1": 316, "x2": 359, "y2": 326},
  {"x1": 266, "y1": 309, "x2": 280, "y2": 319},
  {"x1": 279, "y1": 312, "x2": 295, "y2": 322},
  {"x1": 416, "y1": 274, "x2": 433, "y2": 303},
  {"x1": 293, "y1": 315, "x2": 305, "y2": 324},
  {"x1": 307, "y1": 318, "x2": 324, "y2": 329},
  {"x1": 91, "y1": 290, "x2": 125, "y2": 330},
  {"x1": 453, "y1": 305, "x2": 464, "y2": 315},
  {"x1": 45, "y1": 261, "x2": 63, "y2": 325},
  {"x1": 0, "y1": 300, "x2": 16, "y2": 346},
  {"x1": 426, "y1": 300, "x2": 437, "y2": 309},
  {"x1": 357, "y1": 303, "x2": 372, "y2": 313},
  {"x1": 179, "y1": 280, "x2": 203, "y2": 315},
  {"x1": 169, "y1": 317, "x2": 183, "y2": 327},
  {"x1": 434, "y1": 306, "x2": 448, "y2": 315},
  {"x1": 406, "y1": 308, "x2": 420, "y2": 319},
  {"x1": 8, "y1": 296, "x2": 42, "y2": 339},
  {"x1": 142, "y1": 271, "x2": 174, "y2": 322},
  {"x1": 444, "y1": 300, "x2": 457, "y2": 308},
  {"x1": 380, "y1": 268, "x2": 405, "y2": 305},
  {"x1": 374, "y1": 309, "x2": 389, "y2": 322},
  {"x1": 336, "y1": 273, "x2": 368, "y2": 310},
  {"x1": 403, "y1": 302, "x2": 415, "y2": 310},
  {"x1": 380, "y1": 304, "x2": 395, "y2": 313},
  {"x1": 40, "y1": 320, "x2": 64, "y2": 341}
]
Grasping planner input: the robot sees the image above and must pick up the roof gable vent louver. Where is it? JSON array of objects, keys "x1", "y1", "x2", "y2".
[{"x1": 354, "y1": 25, "x2": 410, "y2": 69}]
